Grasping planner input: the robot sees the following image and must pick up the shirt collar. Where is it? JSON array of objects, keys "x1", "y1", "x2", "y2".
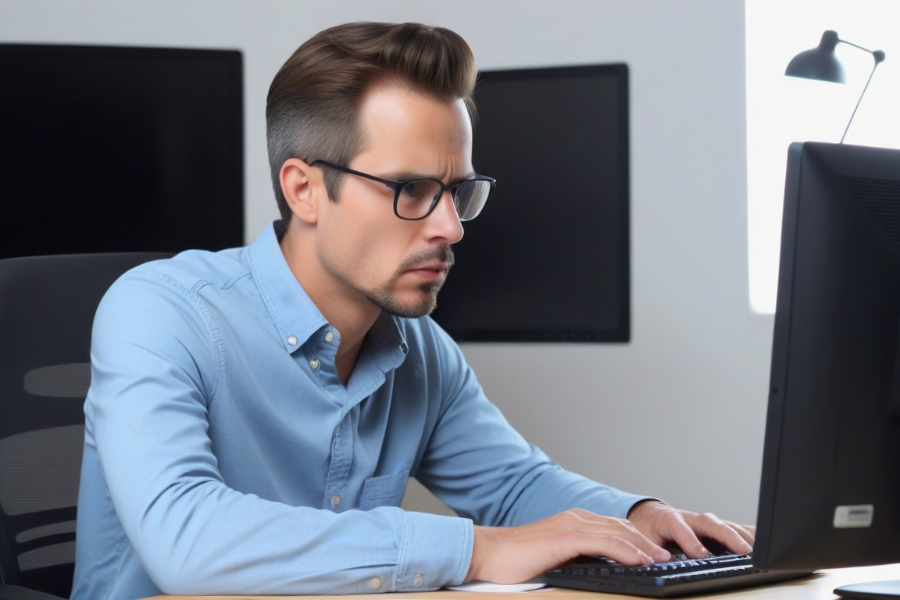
[
  {"x1": 248, "y1": 220, "x2": 328, "y2": 353},
  {"x1": 368, "y1": 312, "x2": 409, "y2": 373},
  {"x1": 248, "y1": 220, "x2": 408, "y2": 365}
]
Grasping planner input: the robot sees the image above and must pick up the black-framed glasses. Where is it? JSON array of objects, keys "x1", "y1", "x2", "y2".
[{"x1": 310, "y1": 159, "x2": 496, "y2": 221}]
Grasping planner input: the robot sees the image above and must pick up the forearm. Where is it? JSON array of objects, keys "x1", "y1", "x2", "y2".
[
  {"x1": 112, "y1": 472, "x2": 473, "y2": 594},
  {"x1": 498, "y1": 465, "x2": 655, "y2": 526}
]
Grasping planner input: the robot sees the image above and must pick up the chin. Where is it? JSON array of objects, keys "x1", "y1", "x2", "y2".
[
  {"x1": 368, "y1": 287, "x2": 439, "y2": 319},
  {"x1": 392, "y1": 296, "x2": 438, "y2": 319}
]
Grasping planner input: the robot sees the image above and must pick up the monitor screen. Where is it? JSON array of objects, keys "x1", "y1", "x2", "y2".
[
  {"x1": 754, "y1": 142, "x2": 900, "y2": 596},
  {"x1": 429, "y1": 64, "x2": 630, "y2": 342},
  {"x1": 0, "y1": 44, "x2": 244, "y2": 258}
]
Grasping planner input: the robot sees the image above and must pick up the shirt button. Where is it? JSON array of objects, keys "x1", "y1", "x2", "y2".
[
  {"x1": 413, "y1": 574, "x2": 425, "y2": 587},
  {"x1": 309, "y1": 358, "x2": 320, "y2": 370},
  {"x1": 331, "y1": 493, "x2": 341, "y2": 507},
  {"x1": 287, "y1": 335, "x2": 298, "y2": 346},
  {"x1": 369, "y1": 576, "x2": 382, "y2": 590},
  {"x1": 324, "y1": 331, "x2": 334, "y2": 343}
]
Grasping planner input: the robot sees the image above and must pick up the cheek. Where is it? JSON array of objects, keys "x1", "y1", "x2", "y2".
[{"x1": 319, "y1": 209, "x2": 406, "y2": 283}]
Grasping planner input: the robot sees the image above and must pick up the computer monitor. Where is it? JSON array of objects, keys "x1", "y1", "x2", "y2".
[
  {"x1": 0, "y1": 44, "x2": 244, "y2": 258},
  {"x1": 754, "y1": 142, "x2": 900, "y2": 598},
  {"x1": 429, "y1": 63, "x2": 630, "y2": 342}
]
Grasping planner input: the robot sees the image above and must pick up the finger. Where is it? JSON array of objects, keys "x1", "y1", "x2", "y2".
[
  {"x1": 723, "y1": 521, "x2": 755, "y2": 546},
  {"x1": 662, "y1": 512, "x2": 710, "y2": 558},
  {"x1": 567, "y1": 511, "x2": 670, "y2": 564},
  {"x1": 616, "y1": 523, "x2": 671, "y2": 564},
  {"x1": 683, "y1": 514, "x2": 754, "y2": 557},
  {"x1": 575, "y1": 534, "x2": 658, "y2": 566}
]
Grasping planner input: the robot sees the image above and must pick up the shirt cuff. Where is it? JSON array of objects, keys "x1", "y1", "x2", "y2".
[{"x1": 397, "y1": 511, "x2": 473, "y2": 591}]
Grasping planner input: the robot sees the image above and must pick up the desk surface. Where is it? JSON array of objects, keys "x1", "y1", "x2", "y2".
[{"x1": 143, "y1": 563, "x2": 900, "y2": 600}]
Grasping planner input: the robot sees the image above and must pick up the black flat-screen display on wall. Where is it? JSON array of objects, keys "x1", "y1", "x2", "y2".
[
  {"x1": 0, "y1": 44, "x2": 244, "y2": 258},
  {"x1": 431, "y1": 63, "x2": 630, "y2": 342}
]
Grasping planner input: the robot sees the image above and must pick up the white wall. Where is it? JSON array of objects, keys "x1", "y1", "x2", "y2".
[
  {"x1": 1, "y1": 0, "x2": 772, "y2": 525},
  {"x1": 746, "y1": 0, "x2": 900, "y2": 313}
]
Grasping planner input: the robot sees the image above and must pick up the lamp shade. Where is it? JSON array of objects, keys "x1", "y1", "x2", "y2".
[{"x1": 785, "y1": 30, "x2": 845, "y2": 83}]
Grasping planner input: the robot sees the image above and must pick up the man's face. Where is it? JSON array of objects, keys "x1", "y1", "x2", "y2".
[{"x1": 314, "y1": 84, "x2": 471, "y2": 318}]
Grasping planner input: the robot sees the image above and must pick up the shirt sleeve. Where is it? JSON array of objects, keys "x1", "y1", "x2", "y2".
[
  {"x1": 86, "y1": 270, "x2": 472, "y2": 595},
  {"x1": 414, "y1": 318, "x2": 654, "y2": 527}
]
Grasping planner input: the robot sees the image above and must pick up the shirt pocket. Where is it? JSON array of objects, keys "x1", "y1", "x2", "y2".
[{"x1": 358, "y1": 467, "x2": 411, "y2": 511}]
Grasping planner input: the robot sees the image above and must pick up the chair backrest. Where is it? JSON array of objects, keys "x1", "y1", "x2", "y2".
[{"x1": 0, "y1": 253, "x2": 170, "y2": 598}]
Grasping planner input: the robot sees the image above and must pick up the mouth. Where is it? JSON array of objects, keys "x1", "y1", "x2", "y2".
[
  {"x1": 406, "y1": 262, "x2": 450, "y2": 279},
  {"x1": 399, "y1": 246, "x2": 455, "y2": 283}
]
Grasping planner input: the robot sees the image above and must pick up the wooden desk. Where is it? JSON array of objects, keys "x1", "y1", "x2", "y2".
[{"x1": 144, "y1": 563, "x2": 900, "y2": 600}]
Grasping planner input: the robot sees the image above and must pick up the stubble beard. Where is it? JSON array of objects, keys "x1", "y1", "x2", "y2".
[{"x1": 364, "y1": 246, "x2": 455, "y2": 318}]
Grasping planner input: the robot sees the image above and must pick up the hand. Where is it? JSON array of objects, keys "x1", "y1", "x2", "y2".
[
  {"x1": 626, "y1": 500, "x2": 755, "y2": 558},
  {"x1": 465, "y1": 509, "x2": 671, "y2": 584}
]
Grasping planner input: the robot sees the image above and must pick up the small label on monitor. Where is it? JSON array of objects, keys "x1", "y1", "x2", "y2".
[{"x1": 833, "y1": 505, "x2": 874, "y2": 528}]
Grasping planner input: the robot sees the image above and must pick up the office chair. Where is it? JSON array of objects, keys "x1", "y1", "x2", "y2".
[{"x1": 0, "y1": 253, "x2": 170, "y2": 600}]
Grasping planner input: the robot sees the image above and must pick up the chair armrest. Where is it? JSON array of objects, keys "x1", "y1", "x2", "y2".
[{"x1": 0, "y1": 585, "x2": 66, "y2": 600}]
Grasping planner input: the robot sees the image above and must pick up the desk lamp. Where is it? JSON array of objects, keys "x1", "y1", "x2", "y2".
[{"x1": 785, "y1": 30, "x2": 886, "y2": 143}]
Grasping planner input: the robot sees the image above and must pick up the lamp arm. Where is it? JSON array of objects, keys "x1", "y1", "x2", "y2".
[
  {"x1": 838, "y1": 39, "x2": 878, "y2": 56},
  {"x1": 838, "y1": 39, "x2": 887, "y2": 65},
  {"x1": 837, "y1": 38, "x2": 886, "y2": 144},
  {"x1": 840, "y1": 59, "x2": 882, "y2": 144}
]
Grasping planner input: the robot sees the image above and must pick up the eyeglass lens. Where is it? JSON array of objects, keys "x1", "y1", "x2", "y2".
[{"x1": 396, "y1": 179, "x2": 492, "y2": 221}]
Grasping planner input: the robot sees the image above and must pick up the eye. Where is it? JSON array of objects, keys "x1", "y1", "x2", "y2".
[{"x1": 401, "y1": 181, "x2": 430, "y2": 199}]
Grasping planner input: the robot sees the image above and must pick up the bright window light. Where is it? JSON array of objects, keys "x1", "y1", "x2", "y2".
[{"x1": 746, "y1": 0, "x2": 900, "y2": 313}]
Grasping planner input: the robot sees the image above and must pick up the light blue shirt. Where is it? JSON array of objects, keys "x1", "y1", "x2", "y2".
[{"x1": 71, "y1": 221, "x2": 646, "y2": 600}]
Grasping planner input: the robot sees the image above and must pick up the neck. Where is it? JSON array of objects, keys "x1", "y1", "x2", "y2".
[{"x1": 279, "y1": 221, "x2": 379, "y2": 385}]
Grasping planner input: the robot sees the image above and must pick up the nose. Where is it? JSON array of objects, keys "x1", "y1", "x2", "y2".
[{"x1": 425, "y1": 189, "x2": 464, "y2": 244}]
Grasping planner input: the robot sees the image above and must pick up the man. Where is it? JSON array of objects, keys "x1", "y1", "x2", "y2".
[{"x1": 71, "y1": 22, "x2": 753, "y2": 600}]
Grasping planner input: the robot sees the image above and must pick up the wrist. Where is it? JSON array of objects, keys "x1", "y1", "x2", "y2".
[
  {"x1": 627, "y1": 499, "x2": 665, "y2": 521},
  {"x1": 466, "y1": 525, "x2": 497, "y2": 582}
]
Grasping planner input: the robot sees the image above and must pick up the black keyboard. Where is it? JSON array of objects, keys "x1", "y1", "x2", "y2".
[{"x1": 538, "y1": 553, "x2": 811, "y2": 597}]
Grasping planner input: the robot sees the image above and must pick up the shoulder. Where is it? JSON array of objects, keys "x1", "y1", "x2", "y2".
[
  {"x1": 116, "y1": 246, "x2": 250, "y2": 295},
  {"x1": 100, "y1": 247, "x2": 249, "y2": 316},
  {"x1": 94, "y1": 247, "x2": 251, "y2": 357}
]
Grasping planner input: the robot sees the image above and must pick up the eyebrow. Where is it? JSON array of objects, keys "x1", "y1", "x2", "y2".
[{"x1": 382, "y1": 171, "x2": 478, "y2": 185}]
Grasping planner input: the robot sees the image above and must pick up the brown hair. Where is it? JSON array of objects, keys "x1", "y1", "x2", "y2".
[{"x1": 266, "y1": 22, "x2": 478, "y2": 223}]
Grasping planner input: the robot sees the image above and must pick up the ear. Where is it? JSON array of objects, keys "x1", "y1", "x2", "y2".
[{"x1": 279, "y1": 158, "x2": 321, "y2": 225}]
